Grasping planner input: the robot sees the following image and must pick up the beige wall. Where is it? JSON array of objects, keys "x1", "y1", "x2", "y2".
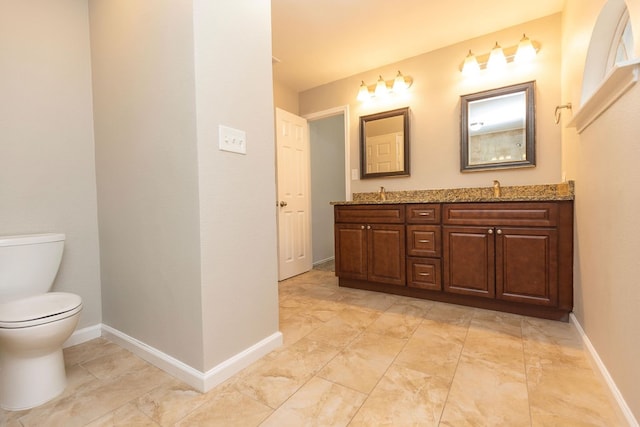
[
  {"x1": 90, "y1": 0, "x2": 278, "y2": 373},
  {"x1": 562, "y1": 0, "x2": 640, "y2": 420},
  {"x1": 300, "y1": 14, "x2": 563, "y2": 194},
  {"x1": 193, "y1": 0, "x2": 280, "y2": 371},
  {"x1": 0, "y1": 0, "x2": 102, "y2": 329},
  {"x1": 89, "y1": 0, "x2": 205, "y2": 369}
]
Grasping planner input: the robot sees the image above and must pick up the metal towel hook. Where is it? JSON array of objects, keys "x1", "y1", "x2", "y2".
[{"x1": 554, "y1": 103, "x2": 572, "y2": 124}]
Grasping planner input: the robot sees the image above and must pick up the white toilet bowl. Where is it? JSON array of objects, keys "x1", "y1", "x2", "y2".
[{"x1": 0, "y1": 292, "x2": 82, "y2": 410}]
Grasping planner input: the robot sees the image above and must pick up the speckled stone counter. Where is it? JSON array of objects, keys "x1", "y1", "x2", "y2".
[{"x1": 331, "y1": 181, "x2": 574, "y2": 205}]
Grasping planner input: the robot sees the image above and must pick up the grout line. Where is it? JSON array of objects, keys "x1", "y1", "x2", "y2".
[
  {"x1": 519, "y1": 318, "x2": 534, "y2": 427},
  {"x1": 436, "y1": 311, "x2": 473, "y2": 425}
]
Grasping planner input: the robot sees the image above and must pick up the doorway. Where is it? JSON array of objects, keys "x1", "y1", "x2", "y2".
[{"x1": 306, "y1": 107, "x2": 349, "y2": 268}]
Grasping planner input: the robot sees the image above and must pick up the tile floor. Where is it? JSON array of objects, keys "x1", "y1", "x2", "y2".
[{"x1": 1, "y1": 268, "x2": 626, "y2": 426}]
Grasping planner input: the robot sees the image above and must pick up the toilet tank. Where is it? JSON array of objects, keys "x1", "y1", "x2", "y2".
[{"x1": 0, "y1": 233, "x2": 65, "y2": 303}]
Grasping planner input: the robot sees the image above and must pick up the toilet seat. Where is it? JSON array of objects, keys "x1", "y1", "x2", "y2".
[{"x1": 0, "y1": 292, "x2": 82, "y2": 329}]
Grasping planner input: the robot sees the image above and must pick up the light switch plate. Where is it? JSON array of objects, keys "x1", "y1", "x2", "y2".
[{"x1": 219, "y1": 125, "x2": 246, "y2": 154}]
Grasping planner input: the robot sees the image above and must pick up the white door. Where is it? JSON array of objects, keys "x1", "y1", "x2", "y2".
[
  {"x1": 276, "y1": 108, "x2": 312, "y2": 280},
  {"x1": 366, "y1": 132, "x2": 403, "y2": 173}
]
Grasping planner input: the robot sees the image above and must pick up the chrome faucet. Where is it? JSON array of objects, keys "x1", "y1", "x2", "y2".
[
  {"x1": 493, "y1": 180, "x2": 501, "y2": 198},
  {"x1": 379, "y1": 186, "x2": 386, "y2": 201}
]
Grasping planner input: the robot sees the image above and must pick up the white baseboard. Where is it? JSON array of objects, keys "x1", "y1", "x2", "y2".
[
  {"x1": 201, "y1": 331, "x2": 283, "y2": 391},
  {"x1": 63, "y1": 324, "x2": 102, "y2": 348},
  {"x1": 313, "y1": 256, "x2": 335, "y2": 266},
  {"x1": 102, "y1": 324, "x2": 282, "y2": 392},
  {"x1": 570, "y1": 313, "x2": 638, "y2": 427}
]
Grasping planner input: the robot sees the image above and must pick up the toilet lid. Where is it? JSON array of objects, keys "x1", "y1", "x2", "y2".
[{"x1": 0, "y1": 292, "x2": 82, "y2": 328}]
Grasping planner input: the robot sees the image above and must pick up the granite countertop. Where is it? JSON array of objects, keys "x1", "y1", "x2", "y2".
[{"x1": 331, "y1": 181, "x2": 574, "y2": 205}]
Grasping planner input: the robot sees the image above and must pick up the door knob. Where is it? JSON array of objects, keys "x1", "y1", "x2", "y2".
[{"x1": 279, "y1": 201, "x2": 288, "y2": 207}]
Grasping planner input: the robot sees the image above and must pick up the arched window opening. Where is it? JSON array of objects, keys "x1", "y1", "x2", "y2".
[{"x1": 569, "y1": 1, "x2": 640, "y2": 133}]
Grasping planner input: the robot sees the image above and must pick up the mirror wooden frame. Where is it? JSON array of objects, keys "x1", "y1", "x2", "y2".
[
  {"x1": 460, "y1": 81, "x2": 536, "y2": 172},
  {"x1": 360, "y1": 107, "x2": 410, "y2": 179}
]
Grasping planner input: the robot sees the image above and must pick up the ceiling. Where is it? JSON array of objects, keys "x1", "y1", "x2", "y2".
[{"x1": 271, "y1": 0, "x2": 565, "y2": 93}]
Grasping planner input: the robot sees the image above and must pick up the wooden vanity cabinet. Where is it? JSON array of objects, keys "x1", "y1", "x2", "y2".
[
  {"x1": 334, "y1": 205, "x2": 406, "y2": 286},
  {"x1": 335, "y1": 200, "x2": 573, "y2": 321}
]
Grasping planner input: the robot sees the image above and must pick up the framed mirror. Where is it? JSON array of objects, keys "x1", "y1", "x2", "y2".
[
  {"x1": 460, "y1": 81, "x2": 535, "y2": 172},
  {"x1": 360, "y1": 107, "x2": 410, "y2": 179}
]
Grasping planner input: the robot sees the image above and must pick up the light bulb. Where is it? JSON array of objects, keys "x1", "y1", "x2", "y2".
[
  {"x1": 357, "y1": 81, "x2": 371, "y2": 101},
  {"x1": 515, "y1": 34, "x2": 536, "y2": 63},
  {"x1": 392, "y1": 71, "x2": 408, "y2": 93},
  {"x1": 487, "y1": 42, "x2": 507, "y2": 70},
  {"x1": 374, "y1": 76, "x2": 388, "y2": 97},
  {"x1": 462, "y1": 50, "x2": 480, "y2": 76},
  {"x1": 469, "y1": 121, "x2": 484, "y2": 131}
]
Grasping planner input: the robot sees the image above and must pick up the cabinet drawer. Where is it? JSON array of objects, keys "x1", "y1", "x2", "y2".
[
  {"x1": 407, "y1": 225, "x2": 441, "y2": 257},
  {"x1": 443, "y1": 202, "x2": 558, "y2": 227},
  {"x1": 335, "y1": 205, "x2": 405, "y2": 224},
  {"x1": 406, "y1": 204, "x2": 441, "y2": 224},
  {"x1": 407, "y1": 258, "x2": 441, "y2": 290}
]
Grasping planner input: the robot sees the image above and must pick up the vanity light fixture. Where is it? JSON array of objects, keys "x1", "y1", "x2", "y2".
[
  {"x1": 357, "y1": 71, "x2": 413, "y2": 101},
  {"x1": 461, "y1": 34, "x2": 539, "y2": 74}
]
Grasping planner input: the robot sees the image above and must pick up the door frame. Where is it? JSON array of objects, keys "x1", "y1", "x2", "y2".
[{"x1": 304, "y1": 105, "x2": 352, "y2": 201}]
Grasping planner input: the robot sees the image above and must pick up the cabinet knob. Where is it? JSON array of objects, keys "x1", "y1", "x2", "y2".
[
  {"x1": 496, "y1": 229, "x2": 503, "y2": 235},
  {"x1": 487, "y1": 228, "x2": 494, "y2": 234},
  {"x1": 367, "y1": 225, "x2": 371, "y2": 230},
  {"x1": 360, "y1": 225, "x2": 365, "y2": 229}
]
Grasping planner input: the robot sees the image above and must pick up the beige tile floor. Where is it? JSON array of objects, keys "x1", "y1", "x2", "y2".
[{"x1": 1, "y1": 268, "x2": 626, "y2": 426}]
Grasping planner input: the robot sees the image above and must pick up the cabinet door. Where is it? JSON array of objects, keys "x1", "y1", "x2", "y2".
[
  {"x1": 368, "y1": 224, "x2": 406, "y2": 286},
  {"x1": 443, "y1": 226, "x2": 495, "y2": 298},
  {"x1": 496, "y1": 227, "x2": 558, "y2": 306},
  {"x1": 335, "y1": 224, "x2": 367, "y2": 280}
]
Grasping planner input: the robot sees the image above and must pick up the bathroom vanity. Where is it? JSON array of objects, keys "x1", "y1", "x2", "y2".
[{"x1": 333, "y1": 183, "x2": 574, "y2": 321}]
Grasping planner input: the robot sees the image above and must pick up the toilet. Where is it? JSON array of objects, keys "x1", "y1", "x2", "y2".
[{"x1": 0, "y1": 233, "x2": 82, "y2": 411}]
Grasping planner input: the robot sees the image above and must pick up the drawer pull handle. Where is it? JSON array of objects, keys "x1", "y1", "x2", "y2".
[
  {"x1": 418, "y1": 239, "x2": 430, "y2": 243},
  {"x1": 418, "y1": 272, "x2": 431, "y2": 276},
  {"x1": 418, "y1": 212, "x2": 430, "y2": 216}
]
